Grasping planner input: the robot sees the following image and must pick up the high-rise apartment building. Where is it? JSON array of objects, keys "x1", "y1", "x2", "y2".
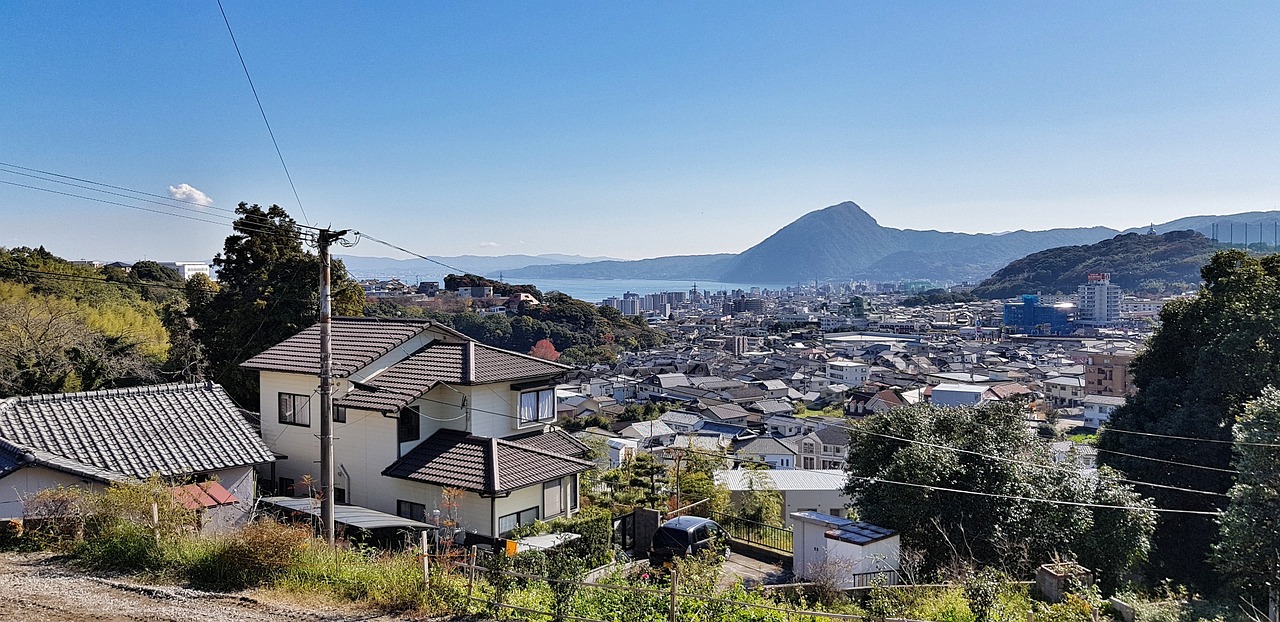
[{"x1": 1076, "y1": 273, "x2": 1122, "y2": 326}]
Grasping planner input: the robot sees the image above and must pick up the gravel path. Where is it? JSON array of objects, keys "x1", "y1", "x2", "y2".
[{"x1": 0, "y1": 552, "x2": 421, "y2": 622}]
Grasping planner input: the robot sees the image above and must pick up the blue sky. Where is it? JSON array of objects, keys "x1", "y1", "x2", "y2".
[{"x1": 3, "y1": 2, "x2": 1279, "y2": 262}]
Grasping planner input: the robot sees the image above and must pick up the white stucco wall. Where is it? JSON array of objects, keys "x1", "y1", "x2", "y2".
[
  {"x1": 259, "y1": 369, "x2": 578, "y2": 538},
  {"x1": 0, "y1": 467, "x2": 102, "y2": 520}
]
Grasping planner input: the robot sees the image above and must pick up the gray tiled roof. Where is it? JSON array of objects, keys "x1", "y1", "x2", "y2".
[
  {"x1": 241, "y1": 317, "x2": 468, "y2": 378},
  {"x1": 383, "y1": 429, "x2": 592, "y2": 496},
  {"x1": 505, "y1": 428, "x2": 591, "y2": 459},
  {"x1": 0, "y1": 383, "x2": 275, "y2": 481},
  {"x1": 334, "y1": 341, "x2": 570, "y2": 413}
]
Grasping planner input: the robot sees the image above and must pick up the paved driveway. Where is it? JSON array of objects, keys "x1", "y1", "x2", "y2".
[{"x1": 718, "y1": 554, "x2": 790, "y2": 589}]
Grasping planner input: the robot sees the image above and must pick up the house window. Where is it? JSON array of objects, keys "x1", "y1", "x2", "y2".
[
  {"x1": 568, "y1": 475, "x2": 579, "y2": 511},
  {"x1": 802, "y1": 442, "x2": 814, "y2": 454},
  {"x1": 333, "y1": 406, "x2": 347, "y2": 423},
  {"x1": 278, "y1": 393, "x2": 311, "y2": 427},
  {"x1": 334, "y1": 487, "x2": 347, "y2": 505},
  {"x1": 398, "y1": 406, "x2": 420, "y2": 444},
  {"x1": 519, "y1": 388, "x2": 556, "y2": 425},
  {"x1": 803, "y1": 456, "x2": 815, "y2": 469},
  {"x1": 498, "y1": 506, "x2": 539, "y2": 535},
  {"x1": 278, "y1": 477, "x2": 295, "y2": 496},
  {"x1": 544, "y1": 479, "x2": 564, "y2": 518},
  {"x1": 397, "y1": 500, "x2": 426, "y2": 522}
]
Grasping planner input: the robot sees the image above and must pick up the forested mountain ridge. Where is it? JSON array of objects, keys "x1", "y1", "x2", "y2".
[
  {"x1": 970, "y1": 230, "x2": 1215, "y2": 299},
  {"x1": 505, "y1": 201, "x2": 1119, "y2": 283}
]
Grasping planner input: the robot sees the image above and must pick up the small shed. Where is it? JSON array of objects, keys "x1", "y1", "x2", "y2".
[{"x1": 791, "y1": 511, "x2": 900, "y2": 589}]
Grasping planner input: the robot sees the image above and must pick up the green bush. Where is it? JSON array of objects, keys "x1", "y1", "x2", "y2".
[
  {"x1": 184, "y1": 521, "x2": 310, "y2": 590},
  {"x1": 72, "y1": 522, "x2": 166, "y2": 572},
  {"x1": 275, "y1": 541, "x2": 434, "y2": 612}
]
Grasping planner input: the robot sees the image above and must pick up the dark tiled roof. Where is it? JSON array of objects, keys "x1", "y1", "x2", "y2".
[
  {"x1": 334, "y1": 341, "x2": 570, "y2": 413},
  {"x1": 244, "y1": 318, "x2": 569, "y2": 386},
  {"x1": 815, "y1": 426, "x2": 850, "y2": 445},
  {"x1": 473, "y1": 343, "x2": 570, "y2": 383},
  {"x1": 241, "y1": 317, "x2": 466, "y2": 378},
  {"x1": 0, "y1": 438, "x2": 29, "y2": 478},
  {"x1": 383, "y1": 429, "x2": 592, "y2": 496},
  {"x1": 0, "y1": 383, "x2": 276, "y2": 481},
  {"x1": 505, "y1": 428, "x2": 591, "y2": 459},
  {"x1": 734, "y1": 435, "x2": 797, "y2": 456}
]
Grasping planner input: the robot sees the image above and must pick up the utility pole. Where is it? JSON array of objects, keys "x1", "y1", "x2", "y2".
[{"x1": 317, "y1": 227, "x2": 348, "y2": 546}]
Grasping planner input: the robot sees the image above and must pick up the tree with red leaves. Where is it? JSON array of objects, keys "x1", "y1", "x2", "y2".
[{"x1": 529, "y1": 338, "x2": 560, "y2": 361}]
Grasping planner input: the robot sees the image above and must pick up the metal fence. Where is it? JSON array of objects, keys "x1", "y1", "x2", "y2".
[{"x1": 709, "y1": 510, "x2": 792, "y2": 553}]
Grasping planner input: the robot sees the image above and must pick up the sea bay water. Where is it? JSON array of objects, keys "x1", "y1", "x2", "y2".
[{"x1": 519, "y1": 278, "x2": 789, "y2": 302}]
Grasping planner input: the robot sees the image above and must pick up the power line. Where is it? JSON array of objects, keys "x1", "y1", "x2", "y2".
[
  {"x1": 850, "y1": 428, "x2": 1228, "y2": 498},
  {"x1": 0, "y1": 179, "x2": 234, "y2": 228},
  {"x1": 352, "y1": 231, "x2": 471, "y2": 275},
  {"x1": 216, "y1": 0, "x2": 310, "y2": 225},
  {"x1": 0, "y1": 161, "x2": 237, "y2": 214},
  {"x1": 1102, "y1": 426, "x2": 1280, "y2": 449},
  {"x1": 369, "y1": 369, "x2": 1227, "y2": 513},
  {"x1": 1094, "y1": 447, "x2": 1239, "y2": 475},
  {"x1": 0, "y1": 170, "x2": 316, "y2": 243},
  {"x1": 1, "y1": 267, "x2": 190, "y2": 292},
  {"x1": 0, "y1": 167, "x2": 239, "y2": 224},
  {"x1": 0, "y1": 161, "x2": 325, "y2": 232},
  {"x1": 573, "y1": 369, "x2": 1240, "y2": 491},
  {"x1": 846, "y1": 475, "x2": 1220, "y2": 516}
]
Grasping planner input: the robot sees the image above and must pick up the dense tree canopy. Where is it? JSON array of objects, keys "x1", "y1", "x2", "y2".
[
  {"x1": 0, "y1": 248, "x2": 169, "y2": 397},
  {"x1": 1098, "y1": 250, "x2": 1280, "y2": 589},
  {"x1": 365, "y1": 290, "x2": 664, "y2": 366},
  {"x1": 1213, "y1": 386, "x2": 1280, "y2": 603},
  {"x1": 189, "y1": 204, "x2": 362, "y2": 406},
  {"x1": 846, "y1": 402, "x2": 1154, "y2": 588},
  {"x1": 971, "y1": 231, "x2": 1213, "y2": 299}
]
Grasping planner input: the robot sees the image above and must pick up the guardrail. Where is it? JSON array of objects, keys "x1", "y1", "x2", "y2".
[{"x1": 709, "y1": 510, "x2": 792, "y2": 553}]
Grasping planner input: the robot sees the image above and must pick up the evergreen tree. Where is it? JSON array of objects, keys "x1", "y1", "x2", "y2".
[
  {"x1": 1098, "y1": 250, "x2": 1280, "y2": 589},
  {"x1": 1213, "y1": 386, "x2": 1280, "y2": 613},
  {"x1": 189, "y1": 204, "x2": 362, "y2": 406},
  {"x1": 846, "y1": 401, "x2": 1154, "y2": 582}
]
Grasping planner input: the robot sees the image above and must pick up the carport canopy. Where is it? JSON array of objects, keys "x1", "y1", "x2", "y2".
[{"x1": 260, "y1": 496, "x2": 436, "y2": 531}]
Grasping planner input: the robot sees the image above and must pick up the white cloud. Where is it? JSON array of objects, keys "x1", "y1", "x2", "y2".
[
  {"x1": 167, "y1": 183, "x2": 213, "y2": 206},
  {"x1": 479, "y1": 241, "x2": 500, "y2": 248}
]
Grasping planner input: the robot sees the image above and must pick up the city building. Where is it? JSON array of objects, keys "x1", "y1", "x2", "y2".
[
  {"x1": 1076, "y1": 273, "x2": 1122, "y2": 327},
  {"x1": 160, "y1": 261, "x2": 212, "y2": 280},
  {"x1": 1002, "y1": 294, "x2": 1075, "y2": 335}
]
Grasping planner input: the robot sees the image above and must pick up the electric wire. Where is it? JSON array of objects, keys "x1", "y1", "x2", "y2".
[
  {"x1": 0, "y1": 161, "x2": 238, "y2": 215},
  {"x1": 215, "y1": 0, "x2": 310, "y2": 225},
  {"x1": 350, "y1": 231, "x2": 471, "y2": 276},
  {"x1": 0, "y1": 179, "x2": 234, "y2": 228},
  {"x1": 570, "y1": 369, "x2": 1238, "y2": 497},
  {"x1": 1093, "y1": 447, "x2": 1239, "y2": 474},
  {"x1": 381, "y1": 382, "x2": 1223, "y2": 515},
  {"x1": 0, "y1": 167, "x2": 239, "y2": 223},
  {"x1": 1101, "y1": 426, "x2": 1280, "y2": 449},
  {"x1": 845, "y1": 475, "x2": 1220, "y2": 516},
  {"x1": 0, "y1": 177, "x2": 311, "y2": 243},
  {"x1": 0, "y1": 161, "x2": 325, "y2": 231}
]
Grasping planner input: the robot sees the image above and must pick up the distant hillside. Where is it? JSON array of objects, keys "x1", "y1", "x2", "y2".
[
  {"x1": 970, "y1": 230, "x2": 1216, "y2": 299},
  {"x1": 502, "y1": 253, "x2": 737, "y2": 281},
  {"x1": 336, "y1": 253, "x2": 617, "y2": 280},
  {"x1": 720, "y1": 203, "x2": 1119, "y2": 282},
  {"x1": 1123, "y1": 210, "x2": 1280, "y2": 241},
  {"x1": 501, "y1": 202, "x2": 1275, "y2": 284}
]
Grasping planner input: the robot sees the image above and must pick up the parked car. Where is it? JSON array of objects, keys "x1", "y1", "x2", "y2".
[{"x1": 649, "y1": 516, "x2": 731, "y2": 564}]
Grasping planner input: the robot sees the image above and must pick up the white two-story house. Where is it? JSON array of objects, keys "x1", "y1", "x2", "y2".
[{"x1": 242, "y1": 317, "x2": 592, "y2": 540}]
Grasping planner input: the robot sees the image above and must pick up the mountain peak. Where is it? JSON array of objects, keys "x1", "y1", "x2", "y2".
[{"x1": 818, "y1": 201, "x2": 879, "y2": 227}]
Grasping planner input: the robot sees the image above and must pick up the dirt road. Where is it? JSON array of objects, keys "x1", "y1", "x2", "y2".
[{"x1": 0, "y1": 552, "x2": 417, "y2": 622}]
